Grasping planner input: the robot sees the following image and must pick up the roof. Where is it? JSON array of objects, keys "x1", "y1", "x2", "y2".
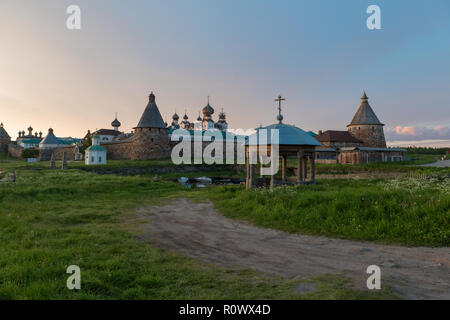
[
  {"x1": 57, "y1": 138, "x2": 83, "y2": 145},
  {"x1": 0, "y1": 124, "x2": 10, "y2": 138},
  {"x1": 316, "y1": 148, "x2": 337, "y2": 152},
  {"x1": 21, "y1": 139, "x2": 41, "y2": 144},
  {"x1": 135, "y1": 92, "x2": 166, "y2": 129},
  {"x1": 348, "y1": 92, "x2": 383, "y2": 126},
  {"x1": 40, "y1": 128, "x2": 60, "y2": 145},
  {"x1": 340, "y1": 147, "x2": 407, "y2": 152},
  {"x1": 316, "y1": 130, "x2": 363, "y2": 143},
  {"x1": 92, "y1": 129, "x2": 122, "y2": 136},
  {"x1": 247, "y1": 123, "x2": 322, "y2": 146},
  {"x1": 168, "y1": 129, "x2": 246, "y2": 140},
  {"x1": 86, "y1": 145, "x2": 106, "y2": 152}
]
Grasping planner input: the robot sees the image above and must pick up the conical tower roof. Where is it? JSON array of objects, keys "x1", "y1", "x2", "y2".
[
  {"x1": 0, "y1": 123, "x2": 10, "y2": 138},
  {"x1": 134, "y1": 92, "x2": 166, "y2": 129},
  {"x1": 348, "y1": 92, "x2": 383, "y2": 126}
]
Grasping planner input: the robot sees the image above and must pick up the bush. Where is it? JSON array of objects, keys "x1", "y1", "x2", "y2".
[{"x1": 21, "y1": 148, "x2": 39, "y2": 159}]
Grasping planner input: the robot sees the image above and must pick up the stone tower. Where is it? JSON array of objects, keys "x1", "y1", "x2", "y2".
[
  {"x1": 347, "y1": 92, "x2": 386, "y2": 148},
  {"x1": 0, "y1": 123, "x2": 11, "y2": 152},
  {"x1": 131, "y1": 92, "x2": 170, "y2": 160}
]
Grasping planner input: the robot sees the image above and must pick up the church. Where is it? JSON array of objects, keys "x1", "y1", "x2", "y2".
[
  {"x1": 167, "y1": 97, "x2": 228, "y2": 132},
  {"x1": 97, "y1": 92, "x2": 234, "y2": 161}
]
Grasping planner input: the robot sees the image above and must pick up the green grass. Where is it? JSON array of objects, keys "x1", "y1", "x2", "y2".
[
  {"x1": 315, "y1": 153, "x2": 441, "y2": 175},
  {"x1": 202, "y1": 178, "x2": 449, "y2": 247},
  {"x1": 1, "y1": 151, "x2": 445, "y2": 299},
  {"x1": 0, "y1": 165, "x2": 396, "y2": 299}
]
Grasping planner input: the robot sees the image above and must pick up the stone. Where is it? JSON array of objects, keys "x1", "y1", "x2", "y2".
[
  {"x1": 50, "y1": 152, "x2": 56, "y2": 169},
  {"x1": 294, "y1": 282, "x2": 317, "y2": 294},
  {"x1": 62, "y1": 152, "x2": 67, "y2": 170}
]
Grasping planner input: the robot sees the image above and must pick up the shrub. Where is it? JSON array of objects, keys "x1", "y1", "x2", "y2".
[{"x1": 21, "y1": 148, "x2": 39, "y2": 159}]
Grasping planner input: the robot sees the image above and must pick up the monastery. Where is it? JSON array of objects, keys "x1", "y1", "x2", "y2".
[{"x1": 1, "y1": 91, "x2": 405, "y2": 165}]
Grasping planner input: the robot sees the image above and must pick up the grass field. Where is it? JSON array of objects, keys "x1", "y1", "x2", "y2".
[
  {"x1": 203, "y1": 177, "x2": 449, "y2": 247},
  {"x1": 0, "y1": 156, "x2": 398, "y2": 299},
  {"x1": 0, "y1": 152, "x2": 447, "y2": 299}
]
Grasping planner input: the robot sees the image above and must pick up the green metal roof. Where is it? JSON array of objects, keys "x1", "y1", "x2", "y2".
[
  {"x1": 247, "y1": 123, "x2": 322, "y2": 146},
  {"x1": 57, "y1": 138, "x2": 83, "y2": 145},
  {"x1": 87, "y1": 145, "x2": 106, "y2": 152},
  {"x1": 21, "y1": 139, "x2": 41, "y2": 144},
  {"x1": 168, "y1": 129, "x2": 246, "y2": 140}
]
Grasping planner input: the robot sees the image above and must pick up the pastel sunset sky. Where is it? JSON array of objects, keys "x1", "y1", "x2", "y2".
[{"x1": 1, "y1": 0, "x2": 449, "y2": 146}]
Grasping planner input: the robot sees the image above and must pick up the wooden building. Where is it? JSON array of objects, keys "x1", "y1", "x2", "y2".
[{"x1": 246, "y1": 96, "x2": 321, "y2": 189}]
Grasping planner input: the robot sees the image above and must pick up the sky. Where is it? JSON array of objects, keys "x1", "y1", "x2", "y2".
[{"x1": 0, "y1": 0, "x2": 449, "y2": 147}]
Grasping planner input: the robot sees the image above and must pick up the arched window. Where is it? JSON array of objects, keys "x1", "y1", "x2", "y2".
[{"x1": 99, "y1": 156, "x2": 102, "y2": 162}]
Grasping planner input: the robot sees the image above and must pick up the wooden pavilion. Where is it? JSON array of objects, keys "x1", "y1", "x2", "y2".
[{"x1": 246, "y1": 96, "x2": 321, "y2": 189}]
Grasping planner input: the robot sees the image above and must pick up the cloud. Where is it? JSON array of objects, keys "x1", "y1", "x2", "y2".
[{"x1": 386, "y1": 125, "x2": 450, "y2": 141}]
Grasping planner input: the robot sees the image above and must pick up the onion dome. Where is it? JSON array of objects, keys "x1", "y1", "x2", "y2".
[
  {"x1": 172, "y1": 112, "x2": 179, "y2": 121},
  {"x1": 183, "y1": 113, "x2": 188, "y2": 120},
  {"x1": 218, "y1": 108, "x2": 226, "y2": 120},
  {"x1": 197, "y1": 114, "x2": 202, "y2": 121},
  {"x1": 202, "y1": 96, "x2": 214, "y2": 117},
  {"x1": 111, "y1": 114, "x2": 121, "y2": 128}
]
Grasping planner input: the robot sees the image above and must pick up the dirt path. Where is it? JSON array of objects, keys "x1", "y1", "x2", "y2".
[
  {"x1": 136, "y1": 198, "x2": 449, "y2": 300},
  {"x1": 420, "y1": 159, "x2": 450, "y2": 167}
]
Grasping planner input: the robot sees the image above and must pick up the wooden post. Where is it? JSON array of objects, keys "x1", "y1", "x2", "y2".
[
  {"x1": 249, "y1": 164, "x2": 255, "y2": 188},
  {"x1": 62, "y1": 152, "x2": 67, "y2": 170},
  {"x1": 303, "y1": 155, "x2": 308, "y2": 180},
  {"x1": 281, "y1": 155, "x2": 287, "y2": 182},
  {"x1": 50, "y1": 152, "x2": 55, "y2": 169},
  {"x1": 270, "y1": 174, "x2": 275, "y2": 189},
  {"x1": 297, "y1": 151, "x2": 301, "y2": 184},
  {"x1": 299, "y1": 151, "x2": 304, "y2": 183},
  {"x1": 246, "y1": 149, "x2": 250, "y2": 189},
  {"x1": 311, "y1": 154, "x2": 316, "y2": 184}
]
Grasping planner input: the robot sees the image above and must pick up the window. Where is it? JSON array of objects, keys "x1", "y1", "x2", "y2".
[
  {"x1": 99, "y1": 156, "x2": 102, "y2": 162},
  {"x1": 91, "y1": 156, "x2": 94, "y2": 162}
]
